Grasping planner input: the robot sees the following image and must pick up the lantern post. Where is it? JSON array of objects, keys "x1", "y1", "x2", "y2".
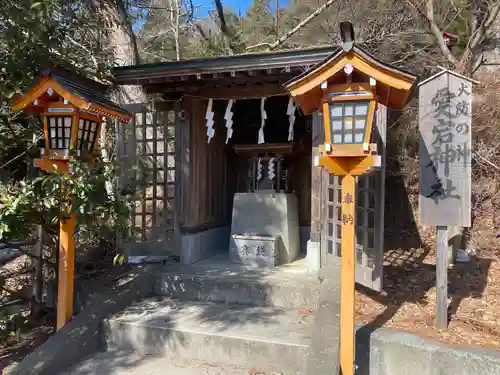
[
  {"x1": 12, "y1": 69, "x2": 131, "y2": 330},
  {"x1": 284, "y1": 22, "x2": 417, "y2": 375}
]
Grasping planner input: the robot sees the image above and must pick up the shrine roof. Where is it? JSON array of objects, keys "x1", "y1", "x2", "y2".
[
  {"x1": 12, "y1": 69, "x2": 131, "y2": 120},
  {"x1": 284, "y1": 44, "x2": 418, "y2": 113},
  {"x1": 112, "y1": 46, "x2": 337, "y2": 85},
  {"x1": 286, "y1": 45, "x2": 416, "y2": 86}
]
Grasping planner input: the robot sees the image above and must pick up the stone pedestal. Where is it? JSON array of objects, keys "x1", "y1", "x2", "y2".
[
  {"x1": 232, "y1": 234, "x2": 280, "y2": 267},
  {"x1": 229, "y1": 192, "x2": 300, "y2": 266}
]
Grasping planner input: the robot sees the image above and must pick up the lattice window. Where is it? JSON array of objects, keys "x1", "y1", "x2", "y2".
[
  {"x1": 326, "y1": 175, "x2": 342, "y2": 256},
  {"x1": 329, "y1": 101, "x2": 369, "y2": 144},
  {"x1": 48, "y1": 116, "x2": 72, "y2": 149},
  {"x1": 326, "y1": 174, "x2": 377, "y2": 269},
  {"x1": 77, "y1": 119, "x2": 99, "y2": 152},
  {"x1": 355, "y1": 175, "x2": 377, "y2": 268},
  {"x1": 131, "y1": 110, "x2": 176, "y2": 243}
]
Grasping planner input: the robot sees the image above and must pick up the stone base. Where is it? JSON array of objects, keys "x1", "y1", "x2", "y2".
[
  {"x1": 229, "y1": 192, "x2": 300, "y2": 266},
  {"x1": 231, "y1": 234, "x2": 280, "y2": 267},
  {"x1": 181, "y1": 226, "x2": 230, "y2": 264},
  {"x1": 306, "y1": 240, "x2": 321, "y2": 273}
]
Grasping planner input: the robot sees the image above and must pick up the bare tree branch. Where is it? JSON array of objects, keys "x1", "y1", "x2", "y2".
[
  {"x1": 247, "y1": 0, "x2": 338, "y2": 51},
  {"x1": 406, "y1": 0, "x2": 459, "y2": 65},
  {"x1": 214, "y1": 0, "x2": 230, "y2": 37},
  {"x1": 468, "y1": 0, "x2": 500, "y2": 49}
]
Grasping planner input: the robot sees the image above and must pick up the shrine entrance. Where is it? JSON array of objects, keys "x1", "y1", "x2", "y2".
[{"x1": 209, "y1": 95, "x2": 313, "y2": 266}]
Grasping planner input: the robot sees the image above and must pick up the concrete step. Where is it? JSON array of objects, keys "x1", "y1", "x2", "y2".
[
  {"x1": 151, "y1": 262, "x2": 320, "y2": 309},
  {"x1": 103, "y1": 298, "x2": 314, "y2": 374},
  {"x1": 59, "y1": 349, "x2": 289, "y2": 374}
]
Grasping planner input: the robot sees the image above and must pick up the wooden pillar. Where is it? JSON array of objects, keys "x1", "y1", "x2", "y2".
[
  {"x1": 340, "y1": 173, "x2": 356, "y2": 375},
  {"x1": 56, "y1": 211, "x2": 76, "y2": 331},
  {"x1": 436, "y1": 225, "x2": 449, "y2": 329}
]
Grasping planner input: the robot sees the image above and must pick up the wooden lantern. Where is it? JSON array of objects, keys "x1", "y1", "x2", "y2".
[
  {"x1": 12, "y1": 69, "x2": 131, "y2": 330},
  {"x1": 284, "y1": 22, "x2": 417, "y2": 375},
  {"x1": 12, "y1": 69, "x2": 131, "y2": 173}
]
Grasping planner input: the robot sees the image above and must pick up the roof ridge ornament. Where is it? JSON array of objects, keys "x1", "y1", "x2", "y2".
[{"x1": 340, "y1": 21, "x2": 355, "y2": 52}]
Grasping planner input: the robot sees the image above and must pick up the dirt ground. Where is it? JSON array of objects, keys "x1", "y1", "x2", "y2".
[
  {"x1": 355, "y1": 244, "x2": 500, "y2": 349},
  {"x1": 0, "y1": 256, "x2": 133, "y2": 374}
]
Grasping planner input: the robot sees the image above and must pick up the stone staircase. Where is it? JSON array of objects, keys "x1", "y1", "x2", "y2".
[{"x1": 58, "y1": 261, "x2": 323, "y2": 375}]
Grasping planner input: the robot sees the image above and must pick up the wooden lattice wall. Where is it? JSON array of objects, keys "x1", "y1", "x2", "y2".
[
  {"x1": 117, "y1": 103, "x2": 178, "y2": 257},
  {"x1": 314, "y1": 105, "x2": 387, "y2": 291}
]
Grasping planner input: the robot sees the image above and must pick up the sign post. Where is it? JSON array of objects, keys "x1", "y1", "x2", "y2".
[{"x1": 418, "y1": 69, "x2": 474, "y2": 329}]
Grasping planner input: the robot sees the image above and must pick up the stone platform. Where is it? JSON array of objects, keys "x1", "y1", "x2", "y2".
[{"x1": 229, "y1": 192, "x2": 300, "y2": 266}]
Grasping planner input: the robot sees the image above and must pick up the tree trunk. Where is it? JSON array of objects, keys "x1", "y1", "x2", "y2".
[
  {"x1": 96, "y1": 0, "x2": 147, "y2": 104},
  {"x1": 94, "y1": 1, "x2": 148, "y2": 245}
]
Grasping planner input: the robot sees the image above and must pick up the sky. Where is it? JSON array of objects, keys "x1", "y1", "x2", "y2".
[
  {"x1": 195, "y1": 0, "x2": 289, "y2": 17},
  {"x1": 133, "y1": 0, "x2": 290, "y2": 32}
]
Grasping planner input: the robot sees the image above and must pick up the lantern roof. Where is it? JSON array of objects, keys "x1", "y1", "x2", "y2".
[
  {"x1": 284, "y1": 44, "x2": 418, "y2": 114},
  {"x1": 12, "y1": 69, "x2": 131, "y2": 121}
]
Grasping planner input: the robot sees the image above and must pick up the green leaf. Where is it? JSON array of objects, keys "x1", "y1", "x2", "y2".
[
  {"x1": 113, "y1": 253, "x2": 126, "y2": 266},
  {"x1": 30, "y1": 2, "x2": 43, "y2": 10}
]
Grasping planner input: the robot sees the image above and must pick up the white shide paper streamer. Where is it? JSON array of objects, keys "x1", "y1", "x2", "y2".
[
  {"x1": 258, "y1": 97, "x2": 267, "y2": 144},
  {"x1": 256, "y1": 158, "x2": 263, "y2": 181},
  {"x1": 225, "y1": 99, "x2": 234, "y2": 144},
  {"x1": 287, "y1": 97, "x2": 296, "y2": 141},
  {"x1": 205, "y1": 98, "x2": 215, "y2": 143},
  {"x1": 268, "y1": 157, "x2": 275, "y2": 180}
]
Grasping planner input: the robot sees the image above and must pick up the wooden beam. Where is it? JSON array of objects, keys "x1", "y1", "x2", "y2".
[
  {"x1": 318, "y1": 155, "x2": 380, "y2": 176},
  {"x1": 57, "y1": 211, "x2": 76, "y2": 330},
  {"x1": 144, "y1": 73, "x2": 295, "y2": 93},
  {"x1": 436, "y1": 225, "x2": 449, "y2": 329},
  {"x1": 340, "y1": 173, "x2": 356, "y2": 375},
  {"x1": 188, "y1": 84, "x2": 288, "y2": 100}
]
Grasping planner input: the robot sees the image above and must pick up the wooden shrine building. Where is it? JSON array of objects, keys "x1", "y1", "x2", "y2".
[{"x1": 112, "y1": 43, "x2": 416, "y2": 291}]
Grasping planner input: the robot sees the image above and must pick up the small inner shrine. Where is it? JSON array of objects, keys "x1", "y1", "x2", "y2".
[{"x1": 208, "y1": 96, "x2": 310, "y2": 267}]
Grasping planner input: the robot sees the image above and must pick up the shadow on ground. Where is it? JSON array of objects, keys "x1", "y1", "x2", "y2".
[
  {"x1": 57, "y1": 261, "x2": 300, "y2": 375},
  {"x1": 354, "y1": 143, "x2": 492, "y2": 374}
]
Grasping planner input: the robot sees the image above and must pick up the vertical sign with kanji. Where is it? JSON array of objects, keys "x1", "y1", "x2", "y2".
[{"x1": 419, "y1": 70, "x2": 472, "y2": 227}]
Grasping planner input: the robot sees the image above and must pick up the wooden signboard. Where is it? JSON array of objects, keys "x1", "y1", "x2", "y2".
[
  {"x1": 419, "y1": 70, "x2": 472, "y2": 227},
  {"x1": 418, "y1": 69, "x2": 474, "y2": 329}
]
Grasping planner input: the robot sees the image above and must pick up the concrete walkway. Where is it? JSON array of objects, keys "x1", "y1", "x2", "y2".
[{"x1": 59, "y1": 349, "x2": 283, "y2": 375}]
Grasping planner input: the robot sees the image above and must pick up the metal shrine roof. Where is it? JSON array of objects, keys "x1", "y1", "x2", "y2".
[{"x1": 112, "y1": 46, "x2": 338, "y2": 85}]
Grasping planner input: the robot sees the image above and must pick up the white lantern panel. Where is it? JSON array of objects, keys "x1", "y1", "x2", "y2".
[
  {"x1": 344, "y1": 118, "x2": 353, "y2": 129},
  {"x1": 332, "y1": 120, "x2": 342, "y2": 130},
  {"x1": 355, "y1": 103, "x2": 369, "y2": 115},
  {"x1": 331, "y1": 106, "x2": 343, "y2": 117},
  {"x1": 355, "y1": 119, "x2": 366, "y2": 129}
]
